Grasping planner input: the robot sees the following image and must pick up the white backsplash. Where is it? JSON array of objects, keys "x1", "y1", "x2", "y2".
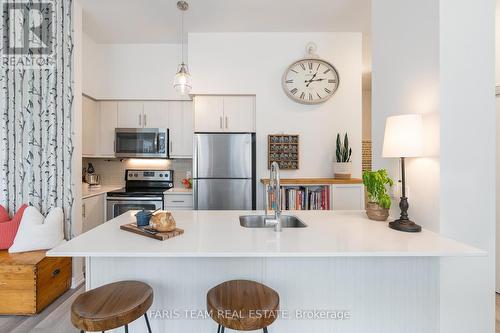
[{"x1": 82, "y1": 158, "x2": 192, "y2": 188}]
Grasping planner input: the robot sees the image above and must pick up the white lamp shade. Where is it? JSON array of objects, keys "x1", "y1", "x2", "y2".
[{"x1": 382, "y1": 114, "x2": 423, "y2": 158}]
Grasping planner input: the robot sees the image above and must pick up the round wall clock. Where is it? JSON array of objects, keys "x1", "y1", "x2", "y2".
[{"x1": 282, "y1": 43, "x2": 340, "y2": 105}]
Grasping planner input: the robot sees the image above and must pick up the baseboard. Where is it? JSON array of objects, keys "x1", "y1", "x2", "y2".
[{"x1": 71, "y1": 274, "x2": 85, "y2": 289}]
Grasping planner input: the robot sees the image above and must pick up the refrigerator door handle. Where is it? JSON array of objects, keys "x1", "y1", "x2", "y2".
[{"x1": 193, "y1": 179, "x2": 198, "y2": 209}]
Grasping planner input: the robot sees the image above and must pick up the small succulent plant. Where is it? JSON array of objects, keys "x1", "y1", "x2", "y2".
[{"x1": 336, "y1": 133, "x2": 352, "y2": 163}]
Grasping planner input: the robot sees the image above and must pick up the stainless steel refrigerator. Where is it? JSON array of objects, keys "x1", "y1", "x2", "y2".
[{"x1": 193, "y1": 133, "x2": 256, "y2": 210}]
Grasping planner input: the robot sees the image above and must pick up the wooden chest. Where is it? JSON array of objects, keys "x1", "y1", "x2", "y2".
[{"x1": 0, "y1": 250, "x2": 72, "y2": 315}]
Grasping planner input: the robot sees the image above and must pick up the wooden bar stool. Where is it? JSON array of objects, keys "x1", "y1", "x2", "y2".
[
  {"x1": 207, "y1": 280, "x2": 279, "y2": 332},
  {"x1": 71, "y1": 281, "x2": 154, "y2": 333}
]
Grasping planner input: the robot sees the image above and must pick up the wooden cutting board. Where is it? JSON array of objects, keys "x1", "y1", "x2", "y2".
[{"x1": 120, "y1": 223, "x2": 184, "y2": 241}]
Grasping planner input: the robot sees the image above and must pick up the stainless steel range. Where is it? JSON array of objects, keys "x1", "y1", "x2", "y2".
[{"x1": 106, "y1": 169, "x2": 173, "y2": 221}]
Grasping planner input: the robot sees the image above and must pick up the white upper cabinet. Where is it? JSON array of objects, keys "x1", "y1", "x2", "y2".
[
  {"x1": 194, "y1": 96, "x2": 224, "y2": 132},
  {"x1": 82, "y1": 96, "x2": 99, "y2": 156},
  {"x1": 99, "y1": 101, "x2": 118, "y2": 157},
  {"x1": 222, "y1": 96, "x2": 255, "y2": 132},
  {"x1": 117, "y1": 101, "x2": 143, "y2": 128},
  {"x1": 194, "y1": 95, "x2": 255, "y2": 133},
  {"x1": 169, "y1": 101, "x2": 193, "y2": 158},
  {"x1": 82, "y1": 97, "x2": 191, "y2": 158},
  {"x1": 143, "y1": 101, "x2": 169, "y2": 129}
]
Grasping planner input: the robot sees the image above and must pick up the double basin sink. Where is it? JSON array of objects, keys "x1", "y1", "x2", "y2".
[{"x1": 239, "y1": 215, "x2": 307, "y2": 228}]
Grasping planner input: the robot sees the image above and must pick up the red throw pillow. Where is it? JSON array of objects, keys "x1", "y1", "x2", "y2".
[
  {"x1": 0, "y1": 204, "x2": 28, "y2": 250},
  {"x1": 0, "y1": 205, "x2": 9, "y2": 223}
]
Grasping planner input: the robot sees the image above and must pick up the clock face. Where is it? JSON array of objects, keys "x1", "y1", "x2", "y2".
[{"x1": 282, "y1": 59, "x2": 340, "y2": 104}]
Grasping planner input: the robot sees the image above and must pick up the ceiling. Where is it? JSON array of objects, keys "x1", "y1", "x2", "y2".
[{"x1": 81, "y1": 0, "x2": 371, "y2": 44}]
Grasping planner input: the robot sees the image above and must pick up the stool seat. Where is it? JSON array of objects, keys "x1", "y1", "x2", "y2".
[
  {"x1": 207, "y1": 280, "x2": 279, "y2": 331},
  {"x1": 71, "y1": 281, "x2": 153, "y2": 332}
]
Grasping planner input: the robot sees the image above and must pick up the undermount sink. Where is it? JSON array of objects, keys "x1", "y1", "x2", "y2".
[{"x1": 239, "y1": 215, "x2": 307, "y2": 228}]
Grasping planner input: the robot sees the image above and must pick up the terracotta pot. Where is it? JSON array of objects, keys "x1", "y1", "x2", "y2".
[{"x1": 365, "y1": 202, "x2": 389, "y2": 221}]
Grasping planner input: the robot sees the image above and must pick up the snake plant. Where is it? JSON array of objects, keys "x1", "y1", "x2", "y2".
[{"x1": 336, "y1": 133, "x2": 352, "y2": 163}]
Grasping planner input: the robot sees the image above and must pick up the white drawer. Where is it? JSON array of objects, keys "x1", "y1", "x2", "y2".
[{"x1": 164, "y1": 194, "x2": 193, "y2": 207}]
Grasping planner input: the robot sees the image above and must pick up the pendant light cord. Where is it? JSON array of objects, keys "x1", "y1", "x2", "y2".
[{"x1": 181, "y1": 10, "x2": 184, "y2": 64}]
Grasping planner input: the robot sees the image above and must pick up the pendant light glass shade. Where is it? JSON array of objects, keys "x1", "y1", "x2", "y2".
[{"x1": 174, "y1": 62, "x2": 192, "y2": 95}]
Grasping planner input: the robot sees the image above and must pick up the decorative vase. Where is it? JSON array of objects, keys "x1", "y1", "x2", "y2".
[
  {"x1": 333, "y1": 162, "x2": 352, "y2": 179},
  {"x1": 365, "y1": 202, "x2": 389, "y2": 221}
]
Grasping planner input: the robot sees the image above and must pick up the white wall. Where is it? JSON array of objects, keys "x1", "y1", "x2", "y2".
[
  {"x1": 372, "y1": 0, "x2": 440, "y2": 230},
  {"x1": 72, "y1": 0, "x2": 84, "y2": 288},
  {"x1": 82, "y1": 36, "x2": 187, "y2": 100},
  {"x1": 189, "y1": 32, "x2": 362, "y2": 205},
  {"x1": 439, "y1": 1, "x2": 495, "y2": 332},
  {"x1": 373, "y1": 0, "x2": 495, "y2": 332}
]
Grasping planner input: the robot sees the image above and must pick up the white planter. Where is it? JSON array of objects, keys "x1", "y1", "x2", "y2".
[{"x1": 333, "y1": 162, "x2": 352, "y2": 179}]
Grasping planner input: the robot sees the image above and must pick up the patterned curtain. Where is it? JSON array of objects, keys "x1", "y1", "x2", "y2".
[{"x1": 0, "y1": 0, "x2": 74, "y2": 238}]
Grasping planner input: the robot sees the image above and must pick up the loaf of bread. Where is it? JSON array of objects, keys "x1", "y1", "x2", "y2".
[{"x1": 149, "y1": 211, "x2": 176, "y2": 232}]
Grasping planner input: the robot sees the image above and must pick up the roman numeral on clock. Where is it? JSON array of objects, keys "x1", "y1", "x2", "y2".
[
  {"x1": 324, "y1": 88, "x2": 332, "y2": 94},
  {"x1": 285, "y1": 79, "x2": 294, "y2": 84},
  {"x1": 300, "y1": 92, "x2": 305, "y2": 99},
  {"x1": 309, "y1": 93, "x2": 313, "y2": 101},
  {"x1": 328, "y1": 79, "x2": 336, "y2": 83},
  {"x1": 290, "y1": 88, "x2": 298, "y2": 95},
  {"x1": 308, "y1": 62, "x2": 313, "y2": 70},
  {"x1": 300, "y1": 63, "x2": 306, "y2": 70},
  {"x1": 323, "y1": 69, "x2": 331, "y2": 74}
]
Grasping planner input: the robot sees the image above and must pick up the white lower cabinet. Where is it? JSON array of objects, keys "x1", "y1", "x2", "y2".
[
  {"x1": 164, "y1": 193, "x2": 193, "y2": 210},
  {"x1": 331, "y1": 184, "x2": 365, "y2": 210},
  {"x1": 82, "y1": 194, "x2": 106, "y2": 233}
]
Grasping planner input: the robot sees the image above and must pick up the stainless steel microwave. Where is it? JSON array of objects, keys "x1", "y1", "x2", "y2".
[{"x1": 115, "y1": 128, "x2": 168, "y2": 158}]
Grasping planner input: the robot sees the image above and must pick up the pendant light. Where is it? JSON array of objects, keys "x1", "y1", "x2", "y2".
[{"x1": 173, "y1": 1, "x2": 192, "y2": 95}]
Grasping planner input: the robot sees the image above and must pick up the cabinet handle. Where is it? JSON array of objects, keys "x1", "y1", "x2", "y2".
[
  {"x1": 52, "y1": 268, "x2": 61, "y2": 278},
  {"x1": 225, "y1": 116, "x2": 228, "y2": 129},
  {"x1": 219, "y1": 116, "x2": 223, "y2": 129},
  {"x1": 171, "y1": 200, "x2": 185, "y2": 203},
  {"x1": 139, "y1": 114, "x2": 142, "y2": 126},
  {"x1": 82, "y1": 203, "x2": 86, "y2": 218},
  {"x1": 170, "y1": 141, "x2": 173, "y2": 153},
  {"x1": 144, "y1": 114, "x2": 147, "y2": 127}
]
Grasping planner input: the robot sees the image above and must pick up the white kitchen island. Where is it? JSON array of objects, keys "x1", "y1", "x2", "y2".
[{"x1": 48, "y1": 210, "x2": 482, "y2": 333}]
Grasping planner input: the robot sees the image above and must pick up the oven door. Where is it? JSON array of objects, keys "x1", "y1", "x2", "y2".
[
  {"x1": 115, "y1": 128, "x2": 168, "y2": 158},
  {"x1": 106, "y1": 197, "x2": 163, "y2": 221}
]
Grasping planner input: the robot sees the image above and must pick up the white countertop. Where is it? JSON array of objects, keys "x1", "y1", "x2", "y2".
[
  {"x1": 164, "y1": 188, "x2": 192, "y2": 194},
  {"x1": 48, "y1": 210, "x2": 483, "y2": 258},
  {"x1": 82, "y1": 184, "x2": 122, "y2": 199}
]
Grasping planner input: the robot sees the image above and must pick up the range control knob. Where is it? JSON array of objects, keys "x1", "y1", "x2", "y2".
[{"x1": 134, "y1": 173, "x2": 138, "y2": 177}]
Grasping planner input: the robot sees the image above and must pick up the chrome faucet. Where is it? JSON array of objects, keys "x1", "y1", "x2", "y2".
[{"x1": 266, "y1": 161, "x2": 282, "y2": 232}]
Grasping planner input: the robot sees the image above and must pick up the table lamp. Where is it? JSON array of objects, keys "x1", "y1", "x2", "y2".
[{"x1": 382, "y1": 114, "x2": 423, "y2": 232}]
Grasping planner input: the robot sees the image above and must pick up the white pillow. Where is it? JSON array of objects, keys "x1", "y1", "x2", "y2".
[{"x1": 9, "y1": 206, "x2": 66, "y2": 253}]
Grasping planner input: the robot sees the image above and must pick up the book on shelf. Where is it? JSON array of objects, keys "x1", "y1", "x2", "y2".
[{"x1": 267, "y1": 185, "x2": 330, "y2": 210}]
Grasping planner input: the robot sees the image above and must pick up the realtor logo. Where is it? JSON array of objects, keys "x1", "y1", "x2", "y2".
[{"x1": 2, "y1": 1, "x2": 54, "y2": 55}]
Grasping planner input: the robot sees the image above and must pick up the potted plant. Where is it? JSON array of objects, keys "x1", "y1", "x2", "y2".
[
  {"x1": 333, "y1": 133, "x2": 352, "y2": 179},
  {"x1": 362, "y1": 169, "x2": 394, "y2": 221}
]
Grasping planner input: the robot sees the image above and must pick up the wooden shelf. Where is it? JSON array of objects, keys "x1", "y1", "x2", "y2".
[{"x1": 260, "y1": 178, "x2": 363, "y2": 185}]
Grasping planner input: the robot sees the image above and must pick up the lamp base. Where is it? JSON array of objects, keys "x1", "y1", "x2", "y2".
[{"x1": 389, "y1": 219, "x2": 422, "y2": 233}]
